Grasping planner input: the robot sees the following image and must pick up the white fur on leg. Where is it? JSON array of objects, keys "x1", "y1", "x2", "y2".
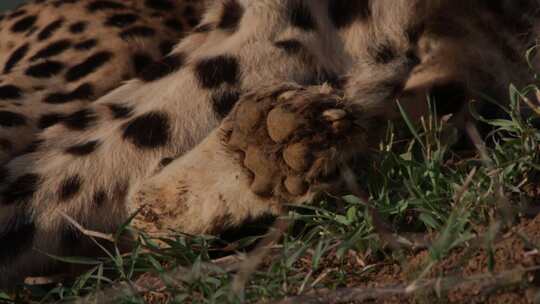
[{"x1": 129, "y1": 126, "x2": 284, "y2": 236}]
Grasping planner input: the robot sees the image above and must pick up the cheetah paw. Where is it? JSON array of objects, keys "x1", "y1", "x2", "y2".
[{"x1": 225, "y1": 84, "x2": 367, "y2": 202}]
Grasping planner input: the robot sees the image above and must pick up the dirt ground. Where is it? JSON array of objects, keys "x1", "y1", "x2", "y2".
[
  {"x1": 347, "y1": 213, "x2": 540, "y2": 303},
  {"x1": 83, "y1": 213, "x2": 540, "y2": 304}
]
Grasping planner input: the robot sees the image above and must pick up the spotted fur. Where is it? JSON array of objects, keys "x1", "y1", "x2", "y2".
[{"x1": 0, "y1": 0, "x2": 538, "y2": 287}]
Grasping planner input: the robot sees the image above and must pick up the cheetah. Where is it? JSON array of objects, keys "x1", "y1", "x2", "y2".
[{"x1": 0, "y1": 0, "x2": 538, "y2": 287}]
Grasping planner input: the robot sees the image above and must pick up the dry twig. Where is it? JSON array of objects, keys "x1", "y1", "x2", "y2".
[{"x1": 58, "y1": 210, "x2": 115, "y2": 242}]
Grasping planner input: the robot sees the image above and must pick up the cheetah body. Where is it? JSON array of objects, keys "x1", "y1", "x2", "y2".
[{"x1": 0, "y1": 0, "x2": 538, "y2": 286}]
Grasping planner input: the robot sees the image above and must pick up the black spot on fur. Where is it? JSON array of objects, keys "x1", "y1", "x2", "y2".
[
  {"x1": 30, "y1": 39, "x2": 72, "y2": 61},
  {"x1": 211, "y1": 90, "x2": 240, "y2": 118},
  {"x1": 44, "y1": 83, "x2": 94, "y2": 103},
  {"x1": 87, "y1": 1, "x2": 126, "y2": 11},
  {"x1": 0, "y1": 85, "x2": 22, "y2": 100},
  {"x1": 69, "y1": 21, "x2": 88, "y2": 33},
  {"x1": 4, "y1": 43, "x2": 29, "y2": 74},
  {"x1": 288, "y1": 1, "x2": 316, "y2": 30},
  {"x1": 1, "y1": 173, "x2": 40, "y2": 206},
  {"x1": 139, "y1": 53, "x2": 184, "y2": 82},
  {"x1": 7, "y1": 10, "x2": 26, "y2": 20},
  {"x1": 274, "y1": 39, "x2": 305, "y2": 54},
  {"x1": 119, "y1": 26, "x2": 156, "y2": 39},
  {"x1": 93, "y1": 190, "x2": 107, "y2": 207},
  {"x1": 328, "y1": 0, "x2": 371, "y2": 28},
  {"x1": 59, "y1": 175, "x2": 83, "y2": 201},
  {"x1": 105, "y1": 13, "x2": 138, "y2": 28},
  {"x1": 62, "y1": 109, "x2": 97, "y2": 130},
  {"x1": 38, "y1": 113, "x2": 65, "y2": 129},
  {"x1": 0, "y1": 219, "x2": 35, "y2": 262},
  {"x1": 11, "y1": 15, "x2": 37, "y2": 33},
  {"x1": 0, "y1": 111, "x2": 26, "y2": 127},
  {"x1": 25, "y1": 60, "x2": 65, "y2": 78},
  {"x1": 51, "y1": 0, "x2": 79, "y2": 7},
  {"x1": 37, "y1": 18, "x2": 64, "y2": 40},
  {"x1": 145, "y1": 0, "x2": 174, "y2": 10},
  {"x1": 372, "y1": 43, "x2": 397, "y2": 64},
  {"x1": 218, "y1": 0, "x2": 244, "y2": 31},
  {"x1": 65, "y1": 51, "x2": 113, "y2": 82},
  {"x1": 108, "y1": 104, "x2": 133, "y2": 119},
  {"x1": 123, "y1": 111, "x2": 171, "y2": 149},
  {"x1": 73, "y1": 39, "x2": 97, "y2": 50},
  {"x1": 195, "y1": 55, "x2": 240, "y2": 89},
  {"x1": 132, "y1": 52, "x2": 154, "y2": 75},
  {"x1": 49, "y1": 0, "x2": 75, "y2": 7},
  {"x1": 65, "y1": 140, "x2": 100, "y2": 156}
]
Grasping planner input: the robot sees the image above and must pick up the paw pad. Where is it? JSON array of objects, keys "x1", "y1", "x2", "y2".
[
  {"x1": 266, "y1": 106, "x2": 301, "y2": 142},
  {"x1": 283, "y1": 142, "x2": 311, "y2": 172},
  {"x1": 226, "y1": 85, "x2": 363, "y2": 201}
]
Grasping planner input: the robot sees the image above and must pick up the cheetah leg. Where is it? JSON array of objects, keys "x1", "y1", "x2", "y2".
[{"x1": 130, "y1": 84, "x2": 375, "y2": 235}]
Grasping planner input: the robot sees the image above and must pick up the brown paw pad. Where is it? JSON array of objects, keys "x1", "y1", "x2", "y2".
[
  {"x1": 226, "y1": 85, "x2": 359, "y2": 201},
  {"x1": 266, "y1": 106, "x2": 302, "y2": 143}
]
